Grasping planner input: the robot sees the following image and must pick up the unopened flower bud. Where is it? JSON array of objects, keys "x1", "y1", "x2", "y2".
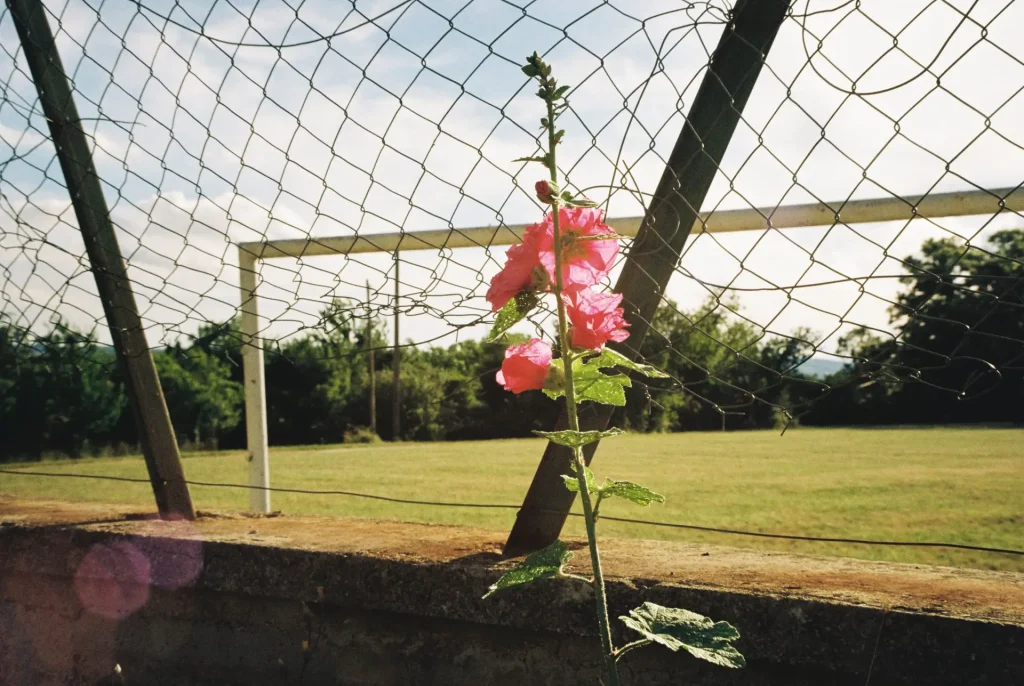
[{"x1": 535, "y1": 179, "x2": 559, "y2": 204}]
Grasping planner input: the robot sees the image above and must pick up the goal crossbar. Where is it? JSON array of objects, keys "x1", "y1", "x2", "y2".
[{"x1": 237, "y1": 186, "x2": 1024, "y2": 512}]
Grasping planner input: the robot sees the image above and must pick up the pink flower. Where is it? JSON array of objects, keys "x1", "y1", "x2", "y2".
[
  {"x1": 486, "y1": 242, "x2": 545, "y2": 311},
  {"x1": 496, "y1": 338, "x2": 553, "y2": 394},
  {"x1": 525, "y1": 207, "x2": 617, "y2": 291},
  {"x1": 564, "y1": 288, "x2": 630, "y2": 351}
]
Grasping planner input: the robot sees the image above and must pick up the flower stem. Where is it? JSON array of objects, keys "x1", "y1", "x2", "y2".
[{"x1": 544, "y1": 92, "x2": 621, "y2": 686}]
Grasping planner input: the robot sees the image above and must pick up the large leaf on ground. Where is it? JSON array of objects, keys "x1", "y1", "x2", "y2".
[
  {"x1": 482, "y1": 540, "x2": 572, "y2": 599},
  {"x1": 620, "y1": 602, "x2": 745, "y2": 668},
  {"x1": 599, "y1": 480, "x2": 665, "y2": 506}
]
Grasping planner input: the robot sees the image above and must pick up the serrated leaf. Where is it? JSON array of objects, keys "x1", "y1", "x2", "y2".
[
  {"x1": 540, "y1": 387, "x2": 565, "y2": 403},
  {"x1": 489, "y1": 292, "x2": 538, "y2": 342},
  {"x1": 620, "y1": 602, "x2": 745, "y2": 669},
  {"x1": 585, "y1": 348, "x2": 669, "y2": 378},
  {"x1": 483, "y1": 540, "x2": 572, "y2": 599},
  {"x1": 573, "y1": 363, "x2": 631, "y2": 406},
  {"x1": 513, "y1": 155, "x2": 548, "y2": 165},
  {"x1": 533, "y1": 427, "x2": 625, "y2": 448},
  {"x1": 544, "y1": 356, "x2": 633, "y2": 406},
  {"x1": 553, "y1": 85, "x2": 570, "y2": 99},
  {"x1": 561, "y1": 465, "x2": 597, "y2": 494},
  {"x1": 599, "y1": 479, "x2": 665, "y2": 506}
]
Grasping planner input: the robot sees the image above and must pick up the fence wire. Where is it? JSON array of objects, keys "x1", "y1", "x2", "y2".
[
  {"x1": 2, "y1": 467, "x2": 1022, "y2": 558},
  {"x1": 1, "y1": 0, "x2": 1022, "y2": 460}
]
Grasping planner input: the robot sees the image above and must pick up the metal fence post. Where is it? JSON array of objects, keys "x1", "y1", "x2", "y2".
[
  {"x1": 238, "y1": 249, "x2": 271, "y2": 513},
  {"x1": 504, "y1": 0, "x2": 792, "y2": 555},
  {"x1": 7, "y1": 0, "x2": 195, "y2": 519},
  {"x1": 366, "y1": 281, "x2": 377, "y2": 436},
  {"x1": 392, "y1": 255, "x2": 401, "y2": 440}
]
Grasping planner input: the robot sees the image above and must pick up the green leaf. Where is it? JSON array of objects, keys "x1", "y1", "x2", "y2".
[
  {"x1": 585, "y1": 348, "x2": 670, "y2": 378},
  {"x1": 522, "y1": 63, "x2": 540, "y2": 78},
  {"x1": 514, "y1": 154, "x2": 552, "y2": 170},
  {"x1": 599, "y1": 479, "x2": 665, "y2": 506},
  {"x1": 533, "y1": 427, "x2": 625, "y2": 448},
  {"x1": 553, "y1": 85, "x2": 570, "y2": 99},
  {"x1": 543, "y1": 354, "x2": 636, "y2": 406},
  {"x1": 483, "y1": 540, "x2": 572, "y2": 599},
  {"x1": 489, "y1": 292, "x2": 538, "y2": 342},
  {"x1": 573, "y1": 362, "x2": 631, "y2": 406},
  {"x1": 561, "y1": 464, "x2": 597, "y2": 494},
  {"x1": 620, "y1": 602, "x2": 745, "y2": 669},
  {"x1": 565, "y1": 197, "x2": 600, "y2": 208}
]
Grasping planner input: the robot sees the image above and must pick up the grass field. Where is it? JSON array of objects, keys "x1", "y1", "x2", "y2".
[{"x1": 1, "y1": 427, "x2": 1021, "y2": 571}]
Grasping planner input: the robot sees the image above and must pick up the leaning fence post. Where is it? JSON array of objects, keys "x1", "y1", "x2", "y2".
[
  {"x1": 504, "y1": 0, "x2": 792, "y2": 555},
  {"x1": 8, "y1": 0, "x2": 195, "y2": 519}
]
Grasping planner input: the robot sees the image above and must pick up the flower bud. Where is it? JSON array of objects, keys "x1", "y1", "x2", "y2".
[{"x1": 535, "y1": 179, "x2": 560, "y2": 204}]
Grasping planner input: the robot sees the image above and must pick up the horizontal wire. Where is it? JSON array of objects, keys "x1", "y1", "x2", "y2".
[{"x1": 0, "y1": 468, "x2": 1020, "y2": 557}]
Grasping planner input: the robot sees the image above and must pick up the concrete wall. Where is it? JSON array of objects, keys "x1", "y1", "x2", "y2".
[{"x1": 1, "y1": 500, "x2": 1022, "y2": 685}]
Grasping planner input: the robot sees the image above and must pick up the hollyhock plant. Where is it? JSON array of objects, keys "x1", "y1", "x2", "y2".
[
  {"x1": 483, "y1": 52, "x2": 745, "y2": 686},
  {"x1": 495, "y1": 338, "x2": 553, "y2": 393},
  {"x1": 526, "y1": 206, "x2": 618, "y2": 291},
  {"x1": 565, "y1": 288, "x2": 630, "y2": 351}
]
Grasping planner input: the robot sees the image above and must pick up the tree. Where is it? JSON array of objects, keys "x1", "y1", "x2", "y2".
[
  {"x1": 630, "y1": 298, "x2": 820, "y2": 431},
  {"x1": 805, "y1": 229, "x2": 1024, "y2": 425},
  {"x1": 156, "y1": 346, "x2": 243, "y2": 448},
  {"x1": 0, "y1": 322, "x2": 125, "y2": 459}
]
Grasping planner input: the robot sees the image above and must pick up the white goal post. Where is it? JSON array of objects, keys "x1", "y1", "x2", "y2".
[{"x1": 237, "y1": 186, "x2": 1023, "y2": 513}]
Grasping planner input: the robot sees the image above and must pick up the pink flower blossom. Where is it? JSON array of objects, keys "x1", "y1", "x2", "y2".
[
  {"x1": 525, "y1": 207, "x2": 617, "y2": 291},
  {"x1": 564, "y1": 288, "x2": 630, "y2": 351},
  {"x1": 486, "y1": 242, "x2": 545, "y2": 311},
  {"x1": 496, "y1": 338, "x2": 553, "y2": 394}
]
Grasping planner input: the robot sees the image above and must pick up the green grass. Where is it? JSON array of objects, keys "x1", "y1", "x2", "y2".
[{"x1": 2, "y1": 427, "x2": 1021, "y2": 571}]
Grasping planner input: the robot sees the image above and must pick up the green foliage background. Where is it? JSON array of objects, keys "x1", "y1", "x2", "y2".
[{"x1": 1, "y1": 230, "x2": 1021, "y2": 461}]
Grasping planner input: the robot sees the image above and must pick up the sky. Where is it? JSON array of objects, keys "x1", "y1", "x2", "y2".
[{"x1": 1, "y1": 0, "x2": 1022, "y2": 366}]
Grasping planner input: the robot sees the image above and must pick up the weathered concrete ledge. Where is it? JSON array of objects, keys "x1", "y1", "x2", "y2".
[{"x1": 1, "y1": 498, "x2": 1021, "y2": 685}]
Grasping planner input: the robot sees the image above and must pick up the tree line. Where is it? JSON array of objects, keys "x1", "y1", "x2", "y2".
[{"x1": 1, "y1": 230, "x2": 1020, "y2": 462}]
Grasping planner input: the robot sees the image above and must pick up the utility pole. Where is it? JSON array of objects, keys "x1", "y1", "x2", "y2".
[
  {"x1": 9, "y1": 0, "x2": 194, "y2": 519},
  {"x1": 392, "y1": 256, "x2": 401, "y2": 440},
  {"x1": 366, "y1": 281, "x2": 376, "y2": 435}
]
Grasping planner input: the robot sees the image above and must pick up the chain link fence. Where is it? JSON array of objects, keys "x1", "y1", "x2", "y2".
[{"x1": 1, "y1": 0, "x2": 1022, "y2": 467}]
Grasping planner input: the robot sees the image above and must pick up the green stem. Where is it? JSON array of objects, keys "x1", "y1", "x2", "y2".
[
  {"x1": 614, "y1": 639, "x2": 652, "y2": 662},
  {"x1": 544, "y1": 94, "x2": 620, "y2": 686}
]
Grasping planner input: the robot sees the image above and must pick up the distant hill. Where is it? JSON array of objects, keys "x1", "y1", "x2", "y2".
[{"x1": 796, "y1": 356, "x2": 846, "y2": 379}]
